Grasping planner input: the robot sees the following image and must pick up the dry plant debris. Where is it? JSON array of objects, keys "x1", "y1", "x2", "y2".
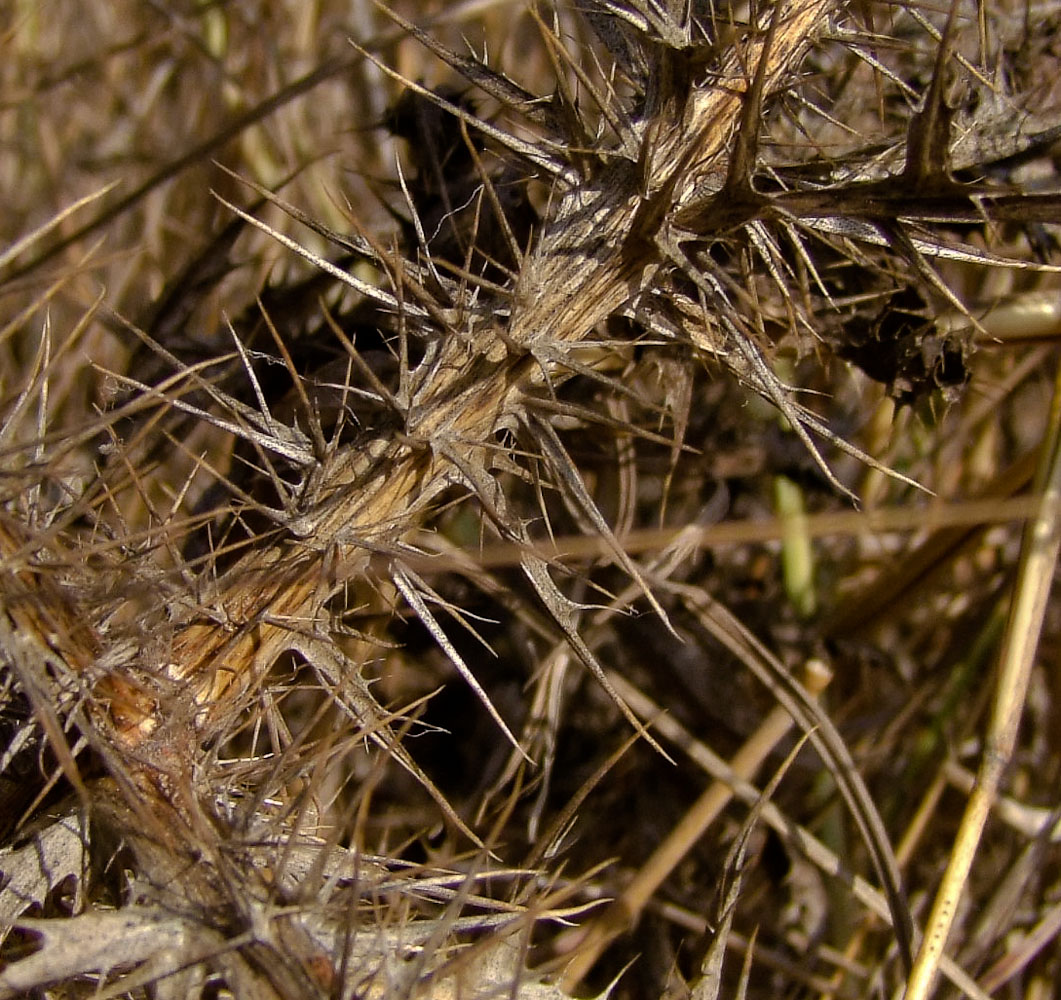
[{"x1": 3, "y1": 0, "x2": 1061, "y2": 997}]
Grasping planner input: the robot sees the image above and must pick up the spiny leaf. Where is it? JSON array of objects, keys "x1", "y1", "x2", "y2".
[
  {"x1": 903, "y1": 0, "x2": 963, "y2": 188},
  {"x1": 392, "y1": 564, "x2": 528, "y2": 759}
]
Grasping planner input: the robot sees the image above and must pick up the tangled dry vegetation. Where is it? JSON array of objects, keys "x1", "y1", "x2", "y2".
[{"x1": 4, "y1": 0, "x2": 1061, "y2": 996}]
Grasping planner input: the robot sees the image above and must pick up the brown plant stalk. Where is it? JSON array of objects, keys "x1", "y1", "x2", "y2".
[{"x1": 104, "y1": 0, "x2": 838, "y2": 769}]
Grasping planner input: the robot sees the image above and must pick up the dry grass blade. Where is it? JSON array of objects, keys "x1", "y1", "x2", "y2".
[
  {"x1": 671, "y1": 583, "x2": 915, "y2": 970},
  {"x1": 905, "y1": 361, "x2": 1061, "y2": 998},
  {"x1": 560, "y1": 660, "x2": 832, "y2": 989},
  {"x1": 692, "y1": 737, "x2": 810, "y2": 1000},
  {"x1": 604, "y1": 673, "x2": 992, "y2": 1000},
  {"x1": 0, "y1": 182, "x2": 117, "y2": 276}
]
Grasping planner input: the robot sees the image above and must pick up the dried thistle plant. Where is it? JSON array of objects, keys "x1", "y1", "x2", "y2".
[{"x1": 3, "y1": 0, "x2": 1061, "y2": 997}]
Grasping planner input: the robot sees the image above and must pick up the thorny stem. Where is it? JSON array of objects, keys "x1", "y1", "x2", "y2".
[{"x1": 114, "y1": 0, "x2": 842, "y2": 738}]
